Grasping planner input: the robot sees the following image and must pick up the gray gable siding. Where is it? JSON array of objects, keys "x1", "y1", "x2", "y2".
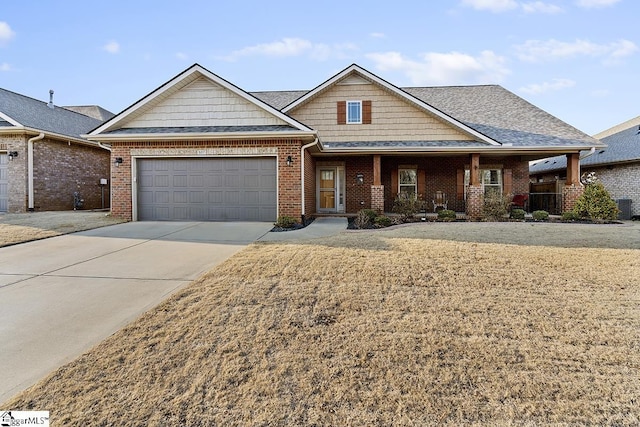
[{"x1": 0, "y1": 88, "x2": 103, "y2": 139}]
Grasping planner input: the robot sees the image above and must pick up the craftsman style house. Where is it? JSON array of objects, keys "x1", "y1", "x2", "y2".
[{"x1": 86, "y1": 63, "x2": 604, "y2": 222}]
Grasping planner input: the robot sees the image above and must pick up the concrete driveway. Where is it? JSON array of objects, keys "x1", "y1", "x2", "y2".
[{"x1": 0, "y1": 221, "x2": 272, "y2": 404}]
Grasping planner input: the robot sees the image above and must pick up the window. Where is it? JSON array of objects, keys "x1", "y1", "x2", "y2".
[
  {"x1": 464, "y1": 168, "x2": 503, "y2": 196},
  {"x1": 398, "y1": 168, "x2": 417, "y2": 198},
  {"x1": 347, "y1": 101, "x2": 362, "y2": 124}
]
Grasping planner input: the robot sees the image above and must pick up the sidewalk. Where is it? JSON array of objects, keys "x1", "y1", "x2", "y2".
[{"x1": 258, "y1": 217, "x2": 348, "y2": 242}]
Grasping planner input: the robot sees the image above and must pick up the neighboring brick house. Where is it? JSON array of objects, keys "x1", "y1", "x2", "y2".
[
  {"x1": 87, "y1": 63, "x2": 604, "y2": 222},
  {"x1": 530, "y1": 116, "x2": 640, "y2": 219},
  {"x1": 0, "y1": 88, "x2": 112, "y2": 213}
]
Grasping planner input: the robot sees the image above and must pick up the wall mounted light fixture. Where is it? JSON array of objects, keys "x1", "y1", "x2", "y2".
[
  {"x1": 356, "y1": 173, "x2": 364, "y2": 184},
  {"x1": 114, "y1": 157, "x2": 124, "y2": 166},
  {"x1": 8, "y1": 151, "x2": 18, "y2": 160},
  {"x1": 286, "y1": 155, "x2": 293, "y2": 167}
]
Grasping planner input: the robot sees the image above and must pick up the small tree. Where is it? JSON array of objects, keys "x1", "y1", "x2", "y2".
[
  {"x1": 392, "y1": 192, "x2": 423, "y2": 221},
  {"x1": 572, "y1": 180, "x2": 619, "y2": 221}
]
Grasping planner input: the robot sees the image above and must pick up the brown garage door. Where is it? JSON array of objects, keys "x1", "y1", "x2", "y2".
[
  {"x1": 137, "y1": 157, "x2": 277, "y2": 221},
  {"x1": 0, "y1": 154, "x2": 8, "y2": 212}
]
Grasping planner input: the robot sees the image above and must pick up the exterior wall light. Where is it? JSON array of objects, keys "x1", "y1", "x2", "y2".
[
  {"x1": 286, "y1": 155, "x2": 293, "y2": 167},
  {"x1": 114, "y1": 157, "x2": 124, "y2": 166},
  {"x1": 356, "y1": 173, "x2": 364, "y2": 184},
  {"x1": 8, "y1": 151, "x2": 18, "y2": 160}
]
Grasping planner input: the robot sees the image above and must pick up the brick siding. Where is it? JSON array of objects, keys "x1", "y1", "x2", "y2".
[
  {"x1": 110, "y1": 138, "x2": 305, "y2": 221},
  {"x1": 1, "y1": 134, "x2": 109, "y2": 212},
  {"x1": 583, "y1": 164, "x2": 640, "y2": 216},
  {"x1": 562, "y1": 184, "x2": 584, "y2": 213}
]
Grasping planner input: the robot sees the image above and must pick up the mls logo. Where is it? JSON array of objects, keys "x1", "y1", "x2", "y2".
[{"x1": 0, "y1": 412, "x2": 14, "y2": 427}]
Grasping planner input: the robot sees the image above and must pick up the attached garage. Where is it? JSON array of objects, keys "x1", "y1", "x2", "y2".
[
  {"x1": 136, "y1": 157, "x2": 277, "y2": 222},
  {"x1": 0, "y1": 153, "x2": 7, "y2": 212}
]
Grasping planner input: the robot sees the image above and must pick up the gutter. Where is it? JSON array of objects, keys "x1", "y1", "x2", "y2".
[
  {"x1": 300, "y1": 137, "x2": 319, "y2": 219},
  {"x1": 27, "y1": 132, "x2": 45, "y2": 210}
]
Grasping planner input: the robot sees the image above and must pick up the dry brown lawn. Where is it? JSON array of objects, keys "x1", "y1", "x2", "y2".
[
  {"x1": 0, "y1": 211, "x2": 126, "y2": 247},
  {"x1": 5, "y1": 224, "x2": 640, "y2": 426}
]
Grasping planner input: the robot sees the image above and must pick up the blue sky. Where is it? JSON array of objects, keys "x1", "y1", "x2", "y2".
[{"x1": 1, "y1": 0, "x2": 637, "y2": 135}]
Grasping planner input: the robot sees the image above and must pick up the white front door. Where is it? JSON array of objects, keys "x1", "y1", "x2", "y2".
[{"x1": 318, "y1": 166, "x2": 345, "y2": 213}]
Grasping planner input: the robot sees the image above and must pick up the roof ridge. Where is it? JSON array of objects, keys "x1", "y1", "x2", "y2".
[{"x1": 0, "y1": 87, "x2": 102, "y2": 122}]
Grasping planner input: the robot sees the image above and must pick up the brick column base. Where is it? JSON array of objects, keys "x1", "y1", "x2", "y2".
[
  {"x1": 466, "y1": 185, "x2": 484, "y2": 220},
  {"x1": 563, "y1": 184, "x2": 584, "y2": 213},
  {"x1": 371, "y1": 185, "x2": 384, "y2": 213}
]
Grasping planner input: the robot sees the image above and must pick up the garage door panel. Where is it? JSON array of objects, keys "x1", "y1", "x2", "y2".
[{"x1": 138, "y1": 157, "x2": 276, "y2": 221}]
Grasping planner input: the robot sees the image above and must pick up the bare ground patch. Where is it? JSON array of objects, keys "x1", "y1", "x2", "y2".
[
  {"x1": 0, "y1": 211, "x2": 126, "y2": 247},
  {"x1": 4, "y1": 224, "x2": 640, "y2": 425}
]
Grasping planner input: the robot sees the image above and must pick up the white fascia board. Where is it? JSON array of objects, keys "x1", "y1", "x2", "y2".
[
  {"x1": 0, "y1": 125, "x2": 108, "y2": 149},
  {"x1": 282, "y1": 64, "x2": 501, "y2": 146},
  {"x1": 90, "y1": 64, "x2": 313, "y2": 136},
  {"x1": 0, "y1": 111, "x2": 22, "y2": 127},
  {"x1": 85, "y1": 130, "x2": 317, "y2": 142}
]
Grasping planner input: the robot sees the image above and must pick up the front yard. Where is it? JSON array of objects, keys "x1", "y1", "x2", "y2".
[{"x1": 4, "y1": 222, "x2": 640, "y2": 425}]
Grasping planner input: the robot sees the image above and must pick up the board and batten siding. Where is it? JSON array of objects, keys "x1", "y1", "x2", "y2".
[
  {"x1": 125, "y1": 77, "x2": 288, "y2": 128},
  {"x1": 288, "y1": 78, "x2": 475, "y2": 143}
]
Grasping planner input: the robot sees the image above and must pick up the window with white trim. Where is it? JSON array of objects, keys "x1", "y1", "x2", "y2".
[
  {"x1": 347, "y1": 101, "x2": 362, "y2": 124},
  {"x1": 464, "y1": 168, "x2": 503, "y2": 196},
  {"x1": 398, "y1": 168, "x2": 417, "y2": 198}
]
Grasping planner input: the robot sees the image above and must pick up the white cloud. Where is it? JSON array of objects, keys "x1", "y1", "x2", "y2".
[
  {"x1": 519, "y1": 78, "x2": 576, "y2": 94},
  {"x1": 103, "y1": 40, "x2": 120, "y2": 54},
  {"x1": 521, "y1": 2, "x2": 563, "y2": 13},
  {"x1": 590, "y1": 89, "x2": 610, "y2": 97},
  {"x1": 460, "y1": 0, "x2": 518, "y2": 12},
  {"x1": 221, "y1": 38, "x2": 357, "y2": 62},
  {"x1": 176, "y1": 52, "x2": 189, "y2": 60},
  {"x1": 0, "y1": 62, "x2": 11, "y2": 71},
  {"x1": 515, "y1": 38, "x2": 638, "y2": 64},
  {"x1": 370, "y1": 32, "x2": 386, "y2": 39},
  {"x1": 575, "y1": 0, "x2": 620, "y2": 8},
  {"x1": 0, "y1": 21, "x2": 16, "y2": 46},
  {"x1": 366, "y1": 50, "x2": 510, "y2": 85}
]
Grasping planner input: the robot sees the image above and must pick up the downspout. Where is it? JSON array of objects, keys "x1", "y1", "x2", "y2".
[
  {"x1": 300, "y1": 137, "x2": 319, "y2": 221},
  {"x1": 27, "y1": 132, "x2": 45, "y2": 211}
]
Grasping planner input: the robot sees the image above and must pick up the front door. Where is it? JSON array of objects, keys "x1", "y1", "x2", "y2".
[{"x1": 318, "y1": 166, "x2": 345, "y2": 213}]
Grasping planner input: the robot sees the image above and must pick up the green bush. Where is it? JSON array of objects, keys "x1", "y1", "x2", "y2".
[
  {"x1": 561, "y1": 211, "x2": 581, "y2": 221},
  {"x1": 354, "y1": 209, "x2": 372, "y2": 229},
  {"x1": 510, "y1": 208, "x2": 526, "y2": 220},
  {"x1": 392, "y1": 192, "x2": 423, "y2": 221},
  {"x1": 361, "y1": 209, "x2": 378, "y2": 222},
  {"x1": 374, "y1": 215, "x2": 393, "y2": 227},
  {"x1": 437, "y1": 209, "x2": 457, "y2": 221},
  {"x1": 483, "y1": 191, "x2": 511, "y2": 221},
  {"x1": 274, "y1": 215, "x2": 298, "y2": 228},
  {"x1": 572, "y1": 181, "x2": 619, "y2": 221},
  {"x1": 532, "y1": 210, "x2": 549, "y2": 221}
]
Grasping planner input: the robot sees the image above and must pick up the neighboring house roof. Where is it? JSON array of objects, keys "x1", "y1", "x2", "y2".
[
  {"x1": 63, "y1": 105, "x2": 115, "y2": 121},
  {"x1": 88, "y1": 63, "x2": 315, "y2": 140},
  {"x1": 530, "y1": 121, "x2": 640, "y2": 174},
  {"x1": 0, "y1": 88, "x2": 104, "y2": 141}
]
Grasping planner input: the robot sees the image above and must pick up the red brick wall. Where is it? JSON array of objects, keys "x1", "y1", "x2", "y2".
[
  {"x1": 303, "y1": 148, "x2": 316, "y2": 220},
  {"x1": 345, "y1": 156, "x2": 374, "y2": 212},
  {"x1": 110, "y1": 138, "x2": 305, "y2": 221},
  {"x1": 562, "y1": 184, "x2": 584, "y2": 213},
  {"x1": 32, "y1": 138, "x2": 110, "y2": 211}
]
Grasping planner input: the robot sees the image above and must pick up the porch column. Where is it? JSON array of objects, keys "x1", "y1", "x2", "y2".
[
  {"x1": 466, "y1": 154, "x2": 483, "y2": 220},
  {"x1": 371, "y1": 155, "x2": 384, "y2": 213},
  {"x1": 563, "y1": 153, "x2": 583, "y2": 212}
]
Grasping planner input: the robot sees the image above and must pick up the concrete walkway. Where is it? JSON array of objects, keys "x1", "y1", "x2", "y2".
[
  {"x1": 0, "y1": 221, "x2": 273, "y2": 404},
  {"x1": 258, "y1": 217, "x2": 348, "y2": 241}
]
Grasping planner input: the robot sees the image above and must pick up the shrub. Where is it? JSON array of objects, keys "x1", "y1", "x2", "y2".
[
  {"x1": 354, "y1": 209, "x2": 372, "y2": 229},
  {"x1": 532, "y1": 210, "x2": 549, "y2": 221},
  {"x1": 483, "y1": 191, "x2": 511, "y2": 221},
  {"x1": 572, "y1": 181, "x2": 619, "y2": 221},
  {"x1": 561, "y1": 211, "x2": 581, "y2": 221},
  {"x1": 510, "y1": 209, "x2": 526, "y2": 220},
  {"x1": 437, "y1": 209, "x2": 457, "y2": 221},
  {"x1": 274, "y1": 216, "x2": 298, "y2": 228},
  {"x1": 392, "y1": 193, "x2": 423, "y2": 221},
  {"x1": 374, "y1": 215, "x2": 393, "y2": 227},
  {"x1": 361, "y1": 209, "x2": 378, "y2": 223}
]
